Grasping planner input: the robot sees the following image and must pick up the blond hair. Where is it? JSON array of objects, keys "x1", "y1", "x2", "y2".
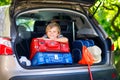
[{"x1": 46, "y1": 22, "x2": 61, "y2": 34}]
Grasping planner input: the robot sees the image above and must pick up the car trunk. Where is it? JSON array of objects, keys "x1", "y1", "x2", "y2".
[
  {"x1": 13, "y1": 8, "x2": 108, "y2": 69},
  {"x1": 10, "y1": 0, "x2": 108, "y2": 68}
]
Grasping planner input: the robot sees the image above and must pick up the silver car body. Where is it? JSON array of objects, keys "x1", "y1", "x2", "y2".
[{"x1": 0, "y1": 0, "x2": 118, "y2": 80}]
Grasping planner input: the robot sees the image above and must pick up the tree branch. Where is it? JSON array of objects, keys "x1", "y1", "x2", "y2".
[{"x1": 103, "y1": 4, "x2": 120, "y2": 32}]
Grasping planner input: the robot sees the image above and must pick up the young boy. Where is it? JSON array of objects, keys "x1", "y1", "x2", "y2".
[{"x1": 42, "y1": 22, "x2": 68, "y2": 43}]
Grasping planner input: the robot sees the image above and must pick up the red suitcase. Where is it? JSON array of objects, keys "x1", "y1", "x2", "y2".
[{"x1": 30, "y1": 38, "x2": 70, "y2": 60}]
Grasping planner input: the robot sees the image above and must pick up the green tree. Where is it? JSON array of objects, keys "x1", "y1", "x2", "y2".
[
  {"x1": 91, "y1": 0, "x2": 120, "y2": 74},
  {"x1": 0, "y1": 0, "x2": 11, "y2": 6}
]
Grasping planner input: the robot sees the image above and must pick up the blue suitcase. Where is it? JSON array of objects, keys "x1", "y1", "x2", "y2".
[{"x1": 31, "y1": 52, "x2": 73, "y2": 66}]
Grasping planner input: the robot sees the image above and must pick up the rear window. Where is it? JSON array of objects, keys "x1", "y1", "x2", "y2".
[{"x1": 16, "y1": 9, "x2": 98, "y2": 39}]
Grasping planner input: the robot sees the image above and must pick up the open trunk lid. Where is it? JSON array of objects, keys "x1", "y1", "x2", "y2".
[{"x1": 10, "y1": 0, "x2": 97, "y2": 16}]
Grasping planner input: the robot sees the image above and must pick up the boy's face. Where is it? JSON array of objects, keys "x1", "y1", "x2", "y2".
[{"x1": 46, "y1": 26, "x2": 59, "y2": 40}]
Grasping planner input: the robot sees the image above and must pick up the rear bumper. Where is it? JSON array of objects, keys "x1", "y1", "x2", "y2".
[
  {"x1": 10, "y1": 68, "x2": 118, "y2": 80},
  {"x1": 0, "y1": 56, "x2": 118, "y2": 80}
]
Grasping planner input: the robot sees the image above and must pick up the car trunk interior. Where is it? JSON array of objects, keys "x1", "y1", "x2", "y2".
[{"x1": 14, "y1": 9, "x2": 107, "y2": 68}]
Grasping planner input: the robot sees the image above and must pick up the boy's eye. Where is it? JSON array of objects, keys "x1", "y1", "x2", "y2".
[
  {"x1": 48, "y1": 31, "x2": 51, "y2": 33},
  {"x1": 53, "y1": 31, "x2": 57, "y2": 33}
]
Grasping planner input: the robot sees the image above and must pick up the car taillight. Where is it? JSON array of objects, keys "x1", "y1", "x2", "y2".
[
  {"x1": 111, "y1": 72, "x2": 117, "y2": 79},
  {"x1": 111, "y1": 44, "x2": 114, "y2": 51},
  {"x1": 0, "y1": 37, "x2": 13, "y2": 55}
]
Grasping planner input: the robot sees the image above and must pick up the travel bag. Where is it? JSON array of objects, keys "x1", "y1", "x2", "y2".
[
  {"x1": 31, "y1": 52, "x2": 73, "y2": 66},
  {"x1": 30, "y1": 38, "x2": 70, "y2": 60}
]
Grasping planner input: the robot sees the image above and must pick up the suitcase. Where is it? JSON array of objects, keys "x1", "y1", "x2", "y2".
[
  {"x1": 30, "y1": 38, "x2": 70, "y2": 60},
  {"x1": 31, "y1": 52, "x2": 73, "y2": 66}
]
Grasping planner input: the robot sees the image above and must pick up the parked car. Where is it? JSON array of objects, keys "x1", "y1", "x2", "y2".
[{"x1": 0, "y1": 0, "x2": 118, "y2": 80}]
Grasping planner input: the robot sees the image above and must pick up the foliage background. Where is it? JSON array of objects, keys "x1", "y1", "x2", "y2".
[
  {"x1": 0, "y1": 0, "x2": 10, "y2": 6},
  {"x1": 90, "y1": 0, "x2": 120, "y2": 77},
  {"x1": 0, "y1": 0, "x2": 120, "y2": 77}
]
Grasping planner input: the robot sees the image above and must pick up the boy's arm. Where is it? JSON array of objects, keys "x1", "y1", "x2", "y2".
[{"x1": 55, "y1": 37, "x2": 68, "y2": 43}]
